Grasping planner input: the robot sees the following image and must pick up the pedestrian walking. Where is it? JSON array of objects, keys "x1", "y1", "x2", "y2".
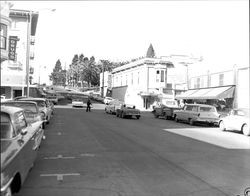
[{"x1": 86, "y1": 99, "x2": 92, "y2": 112}]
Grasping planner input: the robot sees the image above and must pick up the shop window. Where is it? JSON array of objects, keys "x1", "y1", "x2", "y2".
[
  {"x1": 219, "y1": 74, "x2": 224, "y2": 86},
  {"x1": 0, "y1": 24, "x2": 7, "y2": 49}
]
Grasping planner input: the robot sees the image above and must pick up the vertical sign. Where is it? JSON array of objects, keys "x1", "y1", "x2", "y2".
[{"x1": 8, "y1": 36, "x2": 19, "y2": 61}]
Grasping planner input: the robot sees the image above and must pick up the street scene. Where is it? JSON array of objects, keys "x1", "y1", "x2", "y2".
[{"x1": 1, "y1": 1, "x2": 249, "y2": 196}]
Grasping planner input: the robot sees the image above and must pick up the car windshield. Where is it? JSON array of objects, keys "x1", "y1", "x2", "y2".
[
  {"x1": 199, "y1": 107, "x2": 216, "y2": 112},
  {"x1": 0, "y1": 113, "x2": 13, "y2": 139},
  {"x1": 31, "y1": 100, "x2": 46, "y2": 107},
  {"x1": 73, "y1": 99, "x2": 82, "y2": 102}
]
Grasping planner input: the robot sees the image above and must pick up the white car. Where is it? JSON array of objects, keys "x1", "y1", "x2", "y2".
[
  {"x1": 72, "y1": 99, "x2": 84, "y2": 107},
  {"x1": 103, "y1": 97, "x2": 114, "y2": 104},
  {"x1": 105, "y1": 100, "x2": 123, "y2": 114},
  {"x1": 219, "y1": 108, "x2": 250, "y2": 136}
]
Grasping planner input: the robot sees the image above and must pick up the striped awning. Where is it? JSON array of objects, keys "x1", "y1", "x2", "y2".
[{"x1": 176, "y1": 85, "x2": 235, "y2": 100}]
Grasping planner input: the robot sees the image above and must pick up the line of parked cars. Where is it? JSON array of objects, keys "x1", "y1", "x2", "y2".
[
  {"x1": 1, "y1": 96, "x2": 55, "y2": 196},
  {"x1": 105, "y1": 98, "x2": 141, "y2": 119},
  {"x1": 153, "y1": 103, "x2": 250, "y2": 136}
]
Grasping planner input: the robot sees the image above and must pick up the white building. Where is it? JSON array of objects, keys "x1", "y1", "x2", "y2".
[
  {"x1": 1, "y1": 6, "x2": 39, "y2": 98},
  {"x1": 109, "y1": 57, "x2": 182, "y2": 111}
]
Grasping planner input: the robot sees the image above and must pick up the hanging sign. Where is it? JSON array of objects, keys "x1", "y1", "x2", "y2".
[{"x1": 8, "y1": 36, "x2": 19, "y2": 61}]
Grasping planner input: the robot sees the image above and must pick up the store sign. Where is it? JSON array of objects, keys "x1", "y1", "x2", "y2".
[{"x1": 8, "y1": 36, "x2": 19, "y2": 61}]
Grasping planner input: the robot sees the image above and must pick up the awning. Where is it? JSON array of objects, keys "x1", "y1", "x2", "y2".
[{"x1": 176, "y1": 85, "x2": 235, "y2": 100}]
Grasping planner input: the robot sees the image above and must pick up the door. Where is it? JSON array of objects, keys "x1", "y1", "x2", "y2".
[{"x1": 14, "y1": 90, "x2": 22, "y2": 98}]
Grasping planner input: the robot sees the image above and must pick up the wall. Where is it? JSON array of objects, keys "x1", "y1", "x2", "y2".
[{"x1": 236, "y1": 67, "x2": 249, "y2": 108}]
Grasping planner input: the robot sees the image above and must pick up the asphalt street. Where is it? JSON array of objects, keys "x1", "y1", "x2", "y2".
[{"x1": 16, "y1": 103, "x2": 250, "y2": 196}]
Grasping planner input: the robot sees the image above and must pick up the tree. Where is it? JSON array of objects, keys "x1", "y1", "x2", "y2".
[
  {"x1": 49, "y1": 59, "x2": 66, "y2": 86},
  {"x1": 146, "y1": 43, "x2": 156, "y2": 58}
]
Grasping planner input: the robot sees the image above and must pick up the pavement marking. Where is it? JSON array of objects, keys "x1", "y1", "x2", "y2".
[
  {"x1": 44, "y1": 154, "x2": 75, "y2": 160},
  {"x1": 164, "y1": 128, "x2": 250, "y2": 149},
  {"x1": 40, "y1": 173, "x2": 80, "y2": 182},
  {"x1": 80, "y1": 153, "x2": 96, "y2": 157}
]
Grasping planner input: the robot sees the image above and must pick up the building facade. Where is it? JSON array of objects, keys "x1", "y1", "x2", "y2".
[
  {"x1": 107, "y1": 57, "x2": 179, "y2": 110},
  {"x1": 179, "y1": 65, "x2": 249, "y2": 109},
  {"x1": 1, "y1": 5, "x2": 39, "y2": 99}
]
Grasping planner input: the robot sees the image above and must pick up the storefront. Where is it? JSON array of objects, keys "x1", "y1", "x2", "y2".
[{"x1": 176, "y1": 85, "x2": 235, "y2": 112}]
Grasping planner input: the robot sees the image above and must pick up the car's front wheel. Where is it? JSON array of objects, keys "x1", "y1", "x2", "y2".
[
  {"x1": 189, "y1": 118, "x2": 194, "y2": 125},
  {"x1": 242, "y1": 124, "x2": 250, "y2": 136},
  {"x1": 219, "y1": 121, "x2": 226, "y2": 131},
  {"x1": 136, "y1": 115, "x2": 140, "y2": 119}
]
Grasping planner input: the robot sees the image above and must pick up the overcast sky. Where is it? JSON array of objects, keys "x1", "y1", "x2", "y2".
[{"x1": 10, "y1": 0, "x2": 249, "y2": 84}]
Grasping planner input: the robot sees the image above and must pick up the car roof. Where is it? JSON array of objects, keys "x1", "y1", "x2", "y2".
[
  {"x1": 1, "y1": 105, "x2": 24, "y2": 114},
  {"x1": 185, "y1": 104, "x2": 214, "y2": 107},
  {"x1": 20, "y1": 97, "x2": 46, "y2": 101},
  {"x1": 3, "y1": 100, "x2": 38, "y2": 105}
]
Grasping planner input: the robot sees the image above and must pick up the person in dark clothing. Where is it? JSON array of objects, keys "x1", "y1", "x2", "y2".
[{"x1": 86, "y1": 99, "x2": 92, "y2": 112}]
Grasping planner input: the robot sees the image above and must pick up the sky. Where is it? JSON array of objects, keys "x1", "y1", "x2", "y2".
[{"x1": 9, "y1": 0, "x2": 249, "y2": 84}]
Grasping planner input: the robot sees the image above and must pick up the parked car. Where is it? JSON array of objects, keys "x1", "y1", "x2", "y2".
[
  {"x1": 46, "y1": 95, "x2": 58, "y2": 105},
  {"x1": 116, "y1": 104, "x2": 141, "y2": 119},
  {"x1": 153, "y1": 104, "x2": 181, "y2": 120},
  {"x1": 18, "y1": 98, "x2": 53, "y2": 127},
  {"x1": 173, "y1": 104, "x2": 220, "y2": 126},
  {"x1": 1, "y1": 106, "x2": 44, "y2": 196},
  {"x1": 72, "y1": 98, "x2": 84, "y2": 107},
  {"x1": 105, "y1": 100, "x2": 123, "y2": 114},
  {"x1": 219, "y1": 108, "x2": 250, "y2": 136},
  {"x1": 1, "y1": 101, "x2": 43, "y2": 125},
  {"x1": 103, "y1": 97, "x2": 114, "y2": 105}
]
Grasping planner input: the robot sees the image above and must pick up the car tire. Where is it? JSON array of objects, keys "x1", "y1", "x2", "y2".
[
  {"x1": 219, "y1": 121, "x2": 226, "y2": 131},
  {"x1": 136, "y1": 116, "x2": 140, "y2": 119},
  {"x1": 189, "y1": 119, "x2": 194, "y2": 125},
  {"x1": 154, "y1": 114, "x2": 159, "y2": 118},
  {"x1": 42, "y1": 122, "x2": 46, "y2": 129},
  {"x1": 242, "y1": 124, "x2": 250, "y2": 136},
  {"x1": 116, "y1": 113, "x2": 119, "y2": 117}
]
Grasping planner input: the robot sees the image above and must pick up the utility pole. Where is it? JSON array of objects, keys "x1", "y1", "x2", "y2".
[
  {"x1": 102, "y1": 62, "x2": 105, "y2": 97},
  {"x1": 26, "y1": 11, "x2": 32, "y2": 97}
]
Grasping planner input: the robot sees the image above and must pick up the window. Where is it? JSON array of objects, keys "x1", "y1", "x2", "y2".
[
  {"x1": 0, "y1": 113, "x2": 13, "y2": 139},
  {"x1": 185, "y1": 105, "x2": 194, "y2": 111},
  {"x1": 160, "y1": 70, "x2": 164, "y2": 82},
  {"x1": 196, "y1": 78, "x2": 200, "y2": 88},
  {"x1": 219, "y1": 74, "x2": 224, "y2": 86},
  {"x1": 14, "y1": 112, "x2": 27, "y2": 135},
  {"x1": 200, "y1": 107, "x2": 215, "y2": 112},
  {"x1": 156, "y1": 70, "x2": 160, "y2": 82},
  {"x1": 0, "y1": 23, "x2": 7, "y2": 49}
]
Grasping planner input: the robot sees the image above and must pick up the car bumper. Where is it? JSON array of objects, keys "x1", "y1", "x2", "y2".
[
  {"x1": 196, "y1": 118, "x2": 219, "y2": 124},
  {"x1": 72, "y1": 104, "x2": 84, "y2": 107}
]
